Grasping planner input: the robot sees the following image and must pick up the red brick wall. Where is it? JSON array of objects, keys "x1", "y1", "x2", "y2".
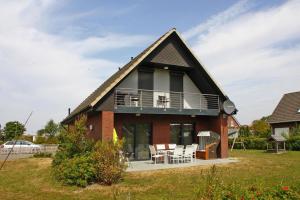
[
  {"x1": 101, "y1": 111, "x2": 114, "y2": 141},
  {"x1": 86, "y1": 113, "x2": 101, "y2": 141},
  {"x1": 114, "y1": 114, "x2": 228, "y2": 158}
]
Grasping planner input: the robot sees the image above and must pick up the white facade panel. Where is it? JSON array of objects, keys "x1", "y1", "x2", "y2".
[
  {"x1": 183, "y1": 74, "x2": 202, "y2": 109},
  {"x1": 153, "y1": 69, "x2": 170, "y2": 107}
]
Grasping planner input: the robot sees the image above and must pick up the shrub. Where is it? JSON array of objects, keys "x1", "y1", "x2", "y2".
[
  {"x1": 33, "y1": 152, "x2": 52, "y2": 158},
  {"x1": 229, "y1": 137, "x2": 268, "y2": 150},
  {"x1": 92, "y1": 140, "x2": 127, "y2": 185},
  {"x1": 35, "y1": 136, "x2": 59, "y2": 144},
  {"x1": 286, "y1": 136, "x2": 300, "y2": 151},
  {"x1": 53, "y1": 155, "x2": 95, "y2": 187}
]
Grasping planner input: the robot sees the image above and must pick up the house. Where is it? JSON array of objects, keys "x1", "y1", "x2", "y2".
[
  {"x1": 62, "y1": 28, "x2": 237, "y2": 160},
  {"x1": 227, "y1": 116, "x2": 240, "y2": 139},
  {"x1": 268, "y1": 91, "x2": 300, "y2": 136}
]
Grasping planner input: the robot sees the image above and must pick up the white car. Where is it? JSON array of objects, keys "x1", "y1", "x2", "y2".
[{"x1": 1, "y1": 140, "x2": 41, "y2": 153}]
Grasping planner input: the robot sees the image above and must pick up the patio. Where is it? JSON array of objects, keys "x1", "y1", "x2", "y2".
[{"x1": 126, "y1": 158, "x2": 239, "y2": 172}]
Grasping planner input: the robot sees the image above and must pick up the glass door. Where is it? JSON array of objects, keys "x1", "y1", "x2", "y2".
[
  {"x1": 135, "y1": 124, "x2": 151, "y2": 160},
  {"x1": 122, "y1": 123, "x2": 152, "y2": 160},
  {"x1": 170, "y1": 123, "x2": 181, "y2": 144},
  {"x1": 122, "y1": 124, "x2": 135, "y2": 160},
  {"x1": 170, "y1": 123, "x2": 194, "y2": 145},
  {"x1": 182, "y1": 124, "x2": 193, "y2": 145}
]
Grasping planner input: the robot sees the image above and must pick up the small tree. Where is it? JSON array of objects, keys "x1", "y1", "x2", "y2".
[
  {"x1": 3, "y1": 121, "x2": 26, "y2": 141},
  {"x1": 38, "y1": 119, "x2": 59, "y2": 137},
  {"x1": 251, "y1": 116, "x2": 271, "y2": 137}
]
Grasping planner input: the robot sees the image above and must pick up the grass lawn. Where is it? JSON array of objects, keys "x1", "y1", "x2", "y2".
[{"x1": 0, "y1": 150, "x2": 300, "y2": 199}]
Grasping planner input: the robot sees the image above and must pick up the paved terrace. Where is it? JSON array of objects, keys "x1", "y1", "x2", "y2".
[{"x1": 126, "y1": 158, "x2": 239, "y2": 172}]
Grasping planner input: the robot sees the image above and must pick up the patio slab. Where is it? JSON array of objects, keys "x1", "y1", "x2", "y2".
[{"x1": 126, "y1": 158, "x2": 239, "y2": 172}]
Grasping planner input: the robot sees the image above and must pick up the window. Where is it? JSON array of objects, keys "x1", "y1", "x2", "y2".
[
  {"x1": 298, "y1": 108, "x2": 300, "y2": 113},
  {"x1": 170, "y1": 123, "x2": 195, "y2": 145},
  {"x1": 274, "y1": 127, "x2": 289, "y2": 136}
]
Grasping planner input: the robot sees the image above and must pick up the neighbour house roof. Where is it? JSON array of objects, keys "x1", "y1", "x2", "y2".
[
  {"x1": 268, "y1": 91, "x2": 300, "y2": 124},
  {"x1": 268, "y1": 134, "x2": 287, "y2": 142},
  {"x1": 62, "y1": 28, "x2": 228, "y2": 123}
]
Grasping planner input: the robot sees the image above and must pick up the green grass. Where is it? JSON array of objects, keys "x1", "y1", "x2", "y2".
[{"x1": 0, "y1": 150, "x2": 300, "y2": 199}]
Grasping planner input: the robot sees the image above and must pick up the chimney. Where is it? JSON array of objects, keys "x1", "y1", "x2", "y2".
[{"x1": 68, "y1": 108, "x2": 71, "y2": 115}]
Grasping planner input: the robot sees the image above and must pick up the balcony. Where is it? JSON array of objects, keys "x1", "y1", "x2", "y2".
[{"x1": 114, "y1": 88, "x2": 220, "y2": 116}]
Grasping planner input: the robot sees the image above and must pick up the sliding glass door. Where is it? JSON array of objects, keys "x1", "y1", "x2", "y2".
[
  {"x1": 170, "y1": 123, "x2": 194, "y2": 145},
  {"x1": 122, "y1": 123, "x2": 152, "y2": 160}
]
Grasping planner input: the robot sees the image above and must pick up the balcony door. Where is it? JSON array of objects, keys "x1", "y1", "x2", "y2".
[
  {"x1": 170, "y1": 123, "x2": 194, "y2": 145},
  {"x1": 122, "y1": 123, "x2": 152, "y2": 160},
  {"x1": 170, "y1": 72, "x2": 183, "y2": 109},
  {"x1": 138, "y1": 69, "x2": 153, "y2": 108}
]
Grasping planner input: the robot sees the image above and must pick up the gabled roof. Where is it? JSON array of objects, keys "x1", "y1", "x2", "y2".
[
  {"x1": 268, "y1": 91, "x2": 300, "y2": 124},
  {"x1": 62, "y1": 28, "x2": 228, "y2": 123}
]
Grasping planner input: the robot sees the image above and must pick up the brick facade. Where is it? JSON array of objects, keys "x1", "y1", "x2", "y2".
[
  {"x1": 101, "y1": 111, "x2": 114, "y2": 141},
  {"x1": 114, "y1": 113, "x2": 229, "y2": 158}
]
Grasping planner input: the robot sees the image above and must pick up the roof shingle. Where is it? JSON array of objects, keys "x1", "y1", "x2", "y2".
[{"x1": 268, "y1": 91, "x2": 300, "y2": 124}]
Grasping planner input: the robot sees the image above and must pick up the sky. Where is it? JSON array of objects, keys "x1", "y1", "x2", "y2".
[{"x1": 0, "y1": 0, "x2": 299, "y2": 133}]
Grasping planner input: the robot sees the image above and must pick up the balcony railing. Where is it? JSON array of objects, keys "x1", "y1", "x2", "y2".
[{"x1": 114, "y1": 88, "x2": 220, "y2": 112}]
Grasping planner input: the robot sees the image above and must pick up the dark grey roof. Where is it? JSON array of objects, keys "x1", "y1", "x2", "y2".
[
  {"x1": 268, "y1": 91, "x2": 300, "y2": 124},
  {"x1": 268, "y1": 135, "x2": 287, "y2": 142}
]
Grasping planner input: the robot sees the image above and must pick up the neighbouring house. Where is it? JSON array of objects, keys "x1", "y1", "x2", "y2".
[
  {"x1": 228, "y1": 116, "x2": 240, "y2": 139},
  {"x1": 268, "y1": 91, "x2": 300, "y2": 136},
  {"x1": 62, "y1": 28, "x2": 237, "y2": 160}
]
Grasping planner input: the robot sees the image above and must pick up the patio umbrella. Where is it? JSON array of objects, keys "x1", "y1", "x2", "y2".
[{"x1": 113, "y1": 128, "x2": 118, "y2": 144}]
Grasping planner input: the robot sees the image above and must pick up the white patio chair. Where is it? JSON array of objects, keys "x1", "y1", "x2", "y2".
[
  {"x1": 183, "y1": 146, "x2": 194, "y2": 163},
  {"x1": 169, "y1": 147, "x2": 183, "y2": 164},
  {"x1": 192, "y1": 144, "x2": 198, "y2": 159},
  {"x1": 149, "y1": 145, "x2": 164, "y2": 164},
  {"x1": 168, "y1": 144, "x2": 176, "y2": 150},
  {"x1": 156, "y1": 144, "x2": 166, "y2": 154}
]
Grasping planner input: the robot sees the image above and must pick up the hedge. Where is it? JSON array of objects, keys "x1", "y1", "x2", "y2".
[{"x1": 229, "y1": 136, "x2": 300, "y2": 151}]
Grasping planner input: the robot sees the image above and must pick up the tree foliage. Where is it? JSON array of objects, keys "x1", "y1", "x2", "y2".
[
  {"x1": 250, "y1": 116, "x2": 271, "y2": 137},
  {"x1": 3, "y1": 121, "x2": 26, "y2": 141},
  {"x1": 37, "y1": 119, "x2": 60, "y2": 137}
]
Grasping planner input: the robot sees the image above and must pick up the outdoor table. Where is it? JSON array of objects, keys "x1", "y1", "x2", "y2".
[{"x1": 161, "y1": 149, "x2": 175, "y2": 164}]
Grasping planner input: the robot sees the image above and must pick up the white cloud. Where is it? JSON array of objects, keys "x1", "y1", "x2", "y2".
[
  {"x1": 185, "y1": 0, "x2": 300, "y2": 125},
  {"x1": 0, "y1": 0, "x2": 150, "y2": 133}
]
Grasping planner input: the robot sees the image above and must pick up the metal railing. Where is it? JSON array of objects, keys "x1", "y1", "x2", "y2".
[{"x1": 114, "y1": 88, "x2": 220, "y2": 111}]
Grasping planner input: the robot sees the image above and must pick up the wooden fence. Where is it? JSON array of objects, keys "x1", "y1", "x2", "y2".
[{"x1": 0, "y1": 144, "x2": 58, "y2": 155}]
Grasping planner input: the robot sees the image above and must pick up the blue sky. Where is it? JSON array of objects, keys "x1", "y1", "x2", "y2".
[{"x1": 0, "y1": 0, "x2": 299, "y2": 133}]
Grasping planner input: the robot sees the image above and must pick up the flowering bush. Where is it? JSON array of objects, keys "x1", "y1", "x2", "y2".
[{"x1": 92, "y1": 140, "x2": 127, "y2": 185}]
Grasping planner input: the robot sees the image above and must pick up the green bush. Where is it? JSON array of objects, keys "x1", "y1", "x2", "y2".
[
  {"x1": 286, "y1": 136, "x2": 300, "y2": 151},
  {"x1": 230, "y1": 135, "x2": 300, "y2": 151},
  {"x1": 92, "y1": 141, "x2": 127, "y2": 185},
  {"x1": 52, "y1": 115, "x2": 126, "y2": 187},
  {"x1": 53, "y1": 155, "x2": 95, "y2": 187},
  {"x1": 33, "y1": 152, "x2": 52, "y2": 158},
  {"x1": 229, "y1": 137, "x2": 268, "y2": 150},
  {"x1": 35, "y1": 136, "x2": 59, "y2": 144}
]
